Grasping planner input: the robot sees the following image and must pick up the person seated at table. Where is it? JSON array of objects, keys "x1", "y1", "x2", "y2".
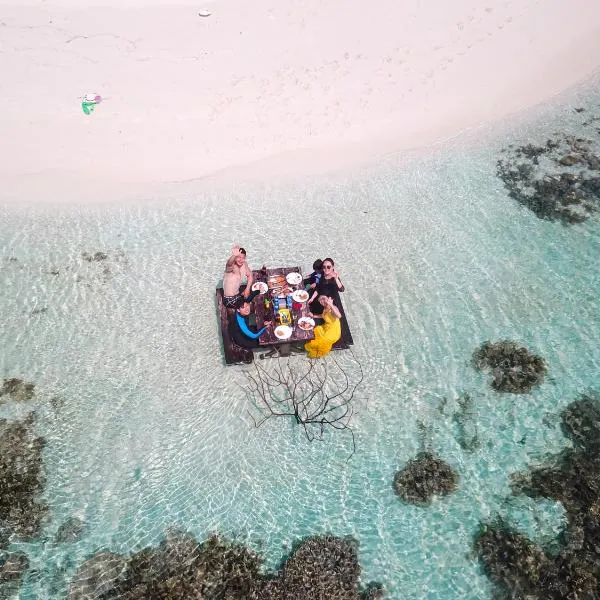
[
  {"x1": 305, "y1": 295, "x2": 341, "y2": 358},
  {"x1": 223, "y1": 245, "x2": 255, "y2": 308},
  {"x1": 228, "y1": 298, "x2": 271, "y2": 349},
  {"x1": 308, "y1": 257, "x2": 345, "y2": 316},
  {"x1": 305, "y1": 258, "x2": 323, "y2": 290}
]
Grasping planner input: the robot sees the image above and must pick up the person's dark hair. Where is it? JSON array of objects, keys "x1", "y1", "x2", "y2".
[
  {"x1": 239, "y1": 247, "x2": 247, "y2": 256},
  {"x1": 312, "y1": 258, "x2": 323, "y2": 271},
  {"x1": 323, "y1": 258, "x2": 335, "y2": 266}
]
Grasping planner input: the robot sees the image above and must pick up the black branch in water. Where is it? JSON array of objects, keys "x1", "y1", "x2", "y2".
[{"x1": 245, "y1": 352, "x2": 364, "y2": 456}]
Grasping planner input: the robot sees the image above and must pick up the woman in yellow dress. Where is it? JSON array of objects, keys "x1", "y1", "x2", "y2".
[{"x1": 305, "y1": 295, "x2": 342, "y2": 358}]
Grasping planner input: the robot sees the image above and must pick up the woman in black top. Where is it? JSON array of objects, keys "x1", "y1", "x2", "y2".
[{"x1": 308, "y1": 258, "x2": 344, "y2": 316}]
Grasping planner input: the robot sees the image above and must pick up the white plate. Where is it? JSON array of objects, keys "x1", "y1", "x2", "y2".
[
  {"x1": 292, "y1": 289, "x2": 309, "y2": 303},
  {"x1": 297, "y1": 317, "x2": 315, "y2": 331},
  {"x1": 252, "y1": 281, "x2": 268, "y2": 294},
  {"x1": 198, "y1": 9, "x2": 211, "y2": 17},
  {"x1": 274, "y1": 325, "x2": 293, "y2": 340},
  {"x1": 286, "y1": 272, "x2": 302, "y2": 285}
]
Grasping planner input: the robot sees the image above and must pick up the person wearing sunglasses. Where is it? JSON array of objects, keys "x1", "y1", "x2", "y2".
[
  {"x1": 308, "y1": 257, "x2": 344, "y2": 317},
  {"x1": 223, "y1": 245, "x2": 255, "y2": 309}
]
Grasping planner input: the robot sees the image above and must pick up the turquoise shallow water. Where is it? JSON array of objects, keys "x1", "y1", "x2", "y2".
[{"x1": 1, "y1": 79, "x2": 599, "y2": 599}]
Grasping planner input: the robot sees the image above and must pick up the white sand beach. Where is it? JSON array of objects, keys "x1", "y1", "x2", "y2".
[{"x1": 1, "y1": 0, "x2": 600, "y2": 203}]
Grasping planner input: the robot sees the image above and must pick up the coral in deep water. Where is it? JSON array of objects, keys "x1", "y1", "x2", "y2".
[
  {"x1": 475, "y1": 392, "x2": 600, "y2": 599},
  {"x1": 497, "y1": 130, "x2": 600, "y2": 224},
  {"x1": 472, "y1": 340, "x2": 547, "y2": 394},
  {"x1": 68, "y1": 530, "x2": 383, "y2": 600},
  {"x1": 393, "y1": 452, "x2": 459, "y2": 506}
]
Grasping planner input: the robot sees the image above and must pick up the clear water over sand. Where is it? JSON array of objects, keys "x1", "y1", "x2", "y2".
[{"x1": 1, "y1": 81, "x2": 599, "y2": 599}]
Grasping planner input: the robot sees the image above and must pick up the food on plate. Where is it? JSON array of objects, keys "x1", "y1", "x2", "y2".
[
  {"x1": 292, "y1": 289, "x2": 309, "y2": 303},
  {"x1": 251, "y1": 281, "x2": 268, "y2": 294},
  {"x1": 286, "y1": 272, "x2": 303, "y2": 285},
  {"x1": 274, "y1": 325, "x2": 293, "y2": 340},
  {"x1": 267, "y1": 276, "x2": 286, "y2": 289},
  {"x1": 297, "y1": 317, "x2": 315, "y2": 331}
]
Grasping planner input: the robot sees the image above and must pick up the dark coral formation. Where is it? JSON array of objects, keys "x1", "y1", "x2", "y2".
[
  {"x1": 393, "y1": 452, "x2": 459, "y2": 506},
  {"x1": 82, "y1": 251, "x2": 109, "y2": 262},
  {"x1": 472, "y1": 340, "x2": 547, "y2": 394},
  {"x1": 0, "y1": 413, "x2": 47, "y2": 540},
  {"x1": 0, "y1": 550, "x2": 30, "y2": 597},
  {"x1": 0, "y1": 378, "x2": 35, "y2": 402},
  {"x1": 0, "y1": 414, "x2": 47, "y2": 597},
  {"x1": 497, "y1": 131, "x2": 600, "y2": 224},
  {"x1": 474, "y1": 392, "x2": 600, "y2": 599},
  {"x1": 55, "y1": 517, "x2": 86, "y2": 544},
  {"x1": 69, "y1": 530, "x2": 383, "y2": 599},
  {"x1": 453, "y1": 392, "x2": 480, "y2": 452}
]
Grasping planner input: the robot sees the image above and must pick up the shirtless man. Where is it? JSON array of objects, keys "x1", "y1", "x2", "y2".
[{"x1": 223, "y1": 246, "x2": 255, "y2": 309}]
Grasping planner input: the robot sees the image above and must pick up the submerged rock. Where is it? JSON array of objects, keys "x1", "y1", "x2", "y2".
[
  {"x1": 475, "y1": 392, "x2": 600, "y2": 599},
  {"x1": 497, "y1": 129, "x2": 600, "y2": 224},
  {"x1": 55, "y1": 517, "x2": 86, "y2": 544},
  {"x1": 0, "y1": 550, "x2": 30, "y2": 597},
  {"x1": 393, "y1": 452, "x2": 459, "y2": 506},
  {"x1": 472, "y1": 340, "x2": 547, "y2": 393},
  {"x1": 0, "y1": 414, "x2": 47, "y2": 540},
  {"x1": 81, "y1": 251, "x2": 108, "y2": 262},
  {"x1": 561, "y1": 392, "x2": 600, "y2": 451},
  {"x1": 0, "y1": 378, "x2": 35, "y2": 402},
  {"x1": 68, "y1": 551, "x2": 127, "y2": 600},
  {"x1": 452, "y1": 392, "x2": 480, "y2": 452},
  {"x1": 0, "y1": 550, "x2": 29, "y2": 581},
  {"x1": 282, "y1": 536, "x2": 360, "y2": 598},
  {"x1": 69, "y1": 531, "x2": 383, "y2": 599},
  {"x1": 474, "y1": 522, "x2": 552, "y2": 598}
]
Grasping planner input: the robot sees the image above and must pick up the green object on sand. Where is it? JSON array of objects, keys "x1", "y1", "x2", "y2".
[{"x1": 81, "y1": 102, "x2": 96, "y2": 115}]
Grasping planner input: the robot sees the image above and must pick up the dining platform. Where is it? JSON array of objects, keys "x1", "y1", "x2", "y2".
[{"x1": 216, "y1": 265, "x2": 353, "y2": 365}]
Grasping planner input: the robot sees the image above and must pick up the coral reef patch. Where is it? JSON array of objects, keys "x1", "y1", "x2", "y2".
[
  {"x1": 0, "y1": 550, "x2": 30, "y2": 597},
  {"x1": 54, "y1": 517, "x2": 86, "y2": 544},
  {"x1": 393, "y1": 452, "x2": 459, "y2": 506},
  {"x1": 69, "y1": 530, "x2": 383, "y2": 599},
  {"x1": 0, "y1": 413, "x2": 47, "y2": 597},
  {"x1": 472, "y1": 341, "x2": 547, "y2": 394},
  {"x1": 453, "y1": 392, "x2": 480, "y2": 452},
  {"x1": 474, "y1": 392, "x2": 600, "y2": 599},
  {"x1": 0, "y1": 378, "x2": 35, "y2": 403},
  {"x1": 0, "y1": 413, "x2": 47, "y2": 540},
  {"x1": 497, "y1": 125, "x2": 600, "y2": 224}
]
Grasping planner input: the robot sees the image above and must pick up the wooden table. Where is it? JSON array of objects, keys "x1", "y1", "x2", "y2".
[{"x1": 252, "y1": 267, "x2": 315, "y2": 349}]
